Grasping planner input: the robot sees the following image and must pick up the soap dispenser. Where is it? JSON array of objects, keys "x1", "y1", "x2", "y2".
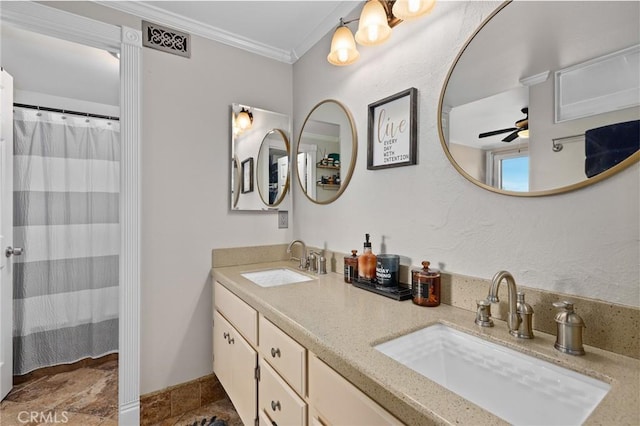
[
  {"x1": 552, "y1": 301, "x2": 586, "y2": 355},
  {"x1": 357, "y1": 234, "x2": 377, "y2": 283}
]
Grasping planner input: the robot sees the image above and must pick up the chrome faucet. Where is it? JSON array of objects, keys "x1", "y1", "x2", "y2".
[
  {"x1": 486, "y1": 270, "x2": 534, "y2": 339},
  {"x1": 287, "y1": 240, "x2": 307, "y2": 270}
]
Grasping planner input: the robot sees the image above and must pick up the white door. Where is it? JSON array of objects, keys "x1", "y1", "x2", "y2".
[
  {"x1": 277, "y1": 156, "x2": 288, "y2": 197},
  {"x1": 0, "y1": 69, "x2": 16, "y2": 400}
]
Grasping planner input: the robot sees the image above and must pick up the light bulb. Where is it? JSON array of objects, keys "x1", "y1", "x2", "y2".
[
  {"x1": 392, "y1": 0, "x2": 436, "y2": 20},
  {"x1": 355, "y1": 0, "x2": 391, "y2": 46},
  {"x1": 237, "y1": 110, "x2": 252, "y2": 131},
  {"x1": 338, "y1": 49, "x2": 349, "y2": 63},
  {"x1": 367, "y1": 26, "x2": 379, "y2": 43}
]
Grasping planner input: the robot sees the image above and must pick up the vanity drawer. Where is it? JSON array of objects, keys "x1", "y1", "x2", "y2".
[
  {"x1": 308, "y1": 353, "x2": 402, "y2": 426},
  {"x1": 259, "y1": 358, "x2": 307, "y2": 426},
  {"x1": 214, "y1": 281, "x2": 257, "y2": 346},
  {"x1": 259, "y1": 315, "x2": 306, "y2": 396}
]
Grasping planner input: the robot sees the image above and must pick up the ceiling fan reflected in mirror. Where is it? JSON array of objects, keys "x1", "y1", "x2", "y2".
[{"x1": 479, "y1": 107, "x2": 529, "y2": 142}]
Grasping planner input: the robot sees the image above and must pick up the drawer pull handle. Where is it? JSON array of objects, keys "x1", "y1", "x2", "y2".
[
  {"x1": 270, "y1": 347, "x2": 281, "y2": 358},
  {"x1": 271, "y1": 400, "x2": 281, "y2": 411}
]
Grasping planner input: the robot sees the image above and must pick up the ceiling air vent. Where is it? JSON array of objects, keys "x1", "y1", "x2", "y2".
[{"x1": 142, "y1": 21, "x2": 191, "y2": 58}]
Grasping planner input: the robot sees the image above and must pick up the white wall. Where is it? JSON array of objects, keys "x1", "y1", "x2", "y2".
[
  {"x1": 528, "y1": 76, "x2": 640, "y2": 191},
  {"x1": 40, "y1": 2, "x2": 294, "y2": 394},
  {"x1": 292, "y1": 1, "x2": 639, "y2": 308},
  {"x1": 449, "y1": 143, "x2": 484, "y2": 182}
]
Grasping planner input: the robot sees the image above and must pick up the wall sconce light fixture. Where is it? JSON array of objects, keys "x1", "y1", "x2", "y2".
[
  {"x1": 327, "y1": 19, "x2": 360, "y2": 66},
  {"x1": 236, "y1": 107, "x2": 253, "y2": 132},
  {"x1": 328, "y1": 0, "x2": 436, "y2": 66}
]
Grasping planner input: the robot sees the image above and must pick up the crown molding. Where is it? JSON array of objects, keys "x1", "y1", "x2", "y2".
[
  {"x1": 95, "y1": 1, "x2": 297, "y2": 63},
  {"x1": 1, "y1": 1, "x2": 121, "y2": 52},
  {"x1": 95, "y1": 1, "x2": 363, "y2": 64},
  {"x1": 94, "y1": 1, "x2": 292, "y2": 62}
]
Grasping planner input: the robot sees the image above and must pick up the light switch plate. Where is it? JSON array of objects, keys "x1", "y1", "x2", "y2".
[{"x1": 278, "y1": 211, "x2": 288, "y2": 229}]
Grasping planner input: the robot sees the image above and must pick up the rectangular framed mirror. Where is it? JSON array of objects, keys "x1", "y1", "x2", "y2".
[{"x1": 230, "y1": 103, "x2": 291, "y2": 211}]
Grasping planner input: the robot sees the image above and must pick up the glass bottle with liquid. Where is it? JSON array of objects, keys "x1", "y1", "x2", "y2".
[
  {"x1": 357, "y1": 234, "x2": 377, "y2": 283},
  {"x1": 411, "y1": 261, "x2": 441, "y2": 307},
  {"x1": 344, "y1": 250, "x2": 358, "y2": 283}
]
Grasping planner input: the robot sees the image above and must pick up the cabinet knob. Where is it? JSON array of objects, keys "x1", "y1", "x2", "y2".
[
  {"x1": 228, "y1": 337, "x2": 234, "y2": 344},
  {"x1": 223, "y1": 332, "x2": 229, "y2": 339},
  {"x1": 271, "y1": 400, "x2": 281, "y2": 411},
  {"x1": 270, "y1": 347, "x2": 281, "y2": 358}
]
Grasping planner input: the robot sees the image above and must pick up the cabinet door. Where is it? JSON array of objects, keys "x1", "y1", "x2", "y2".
[
  {"x1": 213, "y1": 310, "x2": 232, "y2": 392},
  {"x1": 308, "y1": 354, "x2": 402, "y2": 426},
  {"x1": 214, "y1": 310, "x2": 258, "y2": 426},
  {"x1": 259, "y1": 358, "x2": 307, "y2": 426},
  {"x1": 231, "y1": 325, "x2": 258, "y2": 426}
]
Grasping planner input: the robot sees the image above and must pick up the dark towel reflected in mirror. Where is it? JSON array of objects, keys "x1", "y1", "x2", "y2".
[{"x1": 585, "y1": 120, "x2": 640, "y2": 178}]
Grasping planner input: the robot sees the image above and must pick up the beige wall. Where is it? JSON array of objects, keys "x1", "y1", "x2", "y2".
[
  {"x1": 42, "y1": 2, "x2": 294, "y2": 394},
  {"x1": 292, "y1": 1, "x2": 639, "y2": 308},
  {"x1": 448, "y1": 143, "x2": 485, "y2": 182}
]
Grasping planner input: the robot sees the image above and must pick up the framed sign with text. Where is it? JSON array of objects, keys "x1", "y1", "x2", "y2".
[{"x1": 367, "y1": 87, "x2": 417, "y2": 170}]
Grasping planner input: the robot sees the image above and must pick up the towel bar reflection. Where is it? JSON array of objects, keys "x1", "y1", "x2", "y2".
[{"x1": 552, "y1": 134, "x2": 584, "y2": 152}]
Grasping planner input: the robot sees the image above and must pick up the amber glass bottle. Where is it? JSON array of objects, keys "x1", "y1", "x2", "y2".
[
  {"x1": 411, "y1": 261, "x2": 441, "y2": 307},
  {"x1": 344, "y1": 250, "x2": 359, "y2": 283},
  {"x1": 357, "y1": 234, "x2": 377, "y2": 283}
]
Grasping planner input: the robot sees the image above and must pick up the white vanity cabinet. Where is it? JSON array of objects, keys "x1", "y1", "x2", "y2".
[
  {"x1": 213, "y1": 281, "x2": 401, "y2": 426},
  {"x1": 258, "y1": 315, "x2": 307, "y2": 425},
  {"x1": 308, "y1": 353, "x2": 403, "y2": 426},
  {"x1": 213, "y1": 283, "x2": 258, "y2": 426}
]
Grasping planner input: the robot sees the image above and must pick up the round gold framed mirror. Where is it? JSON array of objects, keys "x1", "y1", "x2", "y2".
[
  {"x1": 256, "y1": 128, "x2": 290, "y2": 207},
  {"x1": 438, "y1": 1, "x2": 639, "y2": 196},
  {"x1": 296, "y1": 99, "x2": 357, "y2": 204}
]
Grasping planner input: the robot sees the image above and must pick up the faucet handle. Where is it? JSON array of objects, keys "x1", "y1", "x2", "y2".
[
  {"x1": 553, "y1": 301, "x2": 585, "y2": 355},
  {"x1": 318, "y1": 255, "x2": 327, "y2": 274},
  {"x1": 475, "y1": 299, "x2": 494, "y2": 327},
  {"x1": 515, "y1": 292, "x2": 534, "y2": 339},
  {"x1": 308, "y1": 252, "x2": 318, "y2": 272}
]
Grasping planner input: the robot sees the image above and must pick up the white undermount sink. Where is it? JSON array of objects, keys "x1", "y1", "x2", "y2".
[
  {"x1": 241, "y1": 268, "x2": 314, "y2": 288},
  {"x1": 375, "y1": 323, "x2": 610, "y2": 426}
]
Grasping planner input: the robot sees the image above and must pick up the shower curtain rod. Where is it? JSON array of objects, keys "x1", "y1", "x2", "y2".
[{"x1": 13, "y1": 102, "x2": 120, "y2": 121}]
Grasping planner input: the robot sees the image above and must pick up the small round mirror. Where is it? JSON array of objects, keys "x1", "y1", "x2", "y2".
[
  {"x1": 296, "y1": 100, "x2": 357, "y2": 204},
  {"x1": 256, "y1": 129, "x2": 290, "y2": 207}
]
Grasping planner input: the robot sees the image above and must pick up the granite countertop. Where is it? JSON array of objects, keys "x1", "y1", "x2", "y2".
[{"x1": 212, "y1": 260, "x2": 640, "y2": 426}]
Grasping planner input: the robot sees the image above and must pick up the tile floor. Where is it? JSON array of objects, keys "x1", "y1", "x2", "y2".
[{"x1": 0, "y1": 360, "x2": 241, "y2": 426}]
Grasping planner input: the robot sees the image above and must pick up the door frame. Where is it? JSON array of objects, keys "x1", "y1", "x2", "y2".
[{"x1": 0, "y1": 3, "x2": 141, "y2": 423}]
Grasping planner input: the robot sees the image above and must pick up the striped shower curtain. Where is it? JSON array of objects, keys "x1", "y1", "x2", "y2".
[{"x1": 12, "y1": 107, "x2": 120, "y2": 375}]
